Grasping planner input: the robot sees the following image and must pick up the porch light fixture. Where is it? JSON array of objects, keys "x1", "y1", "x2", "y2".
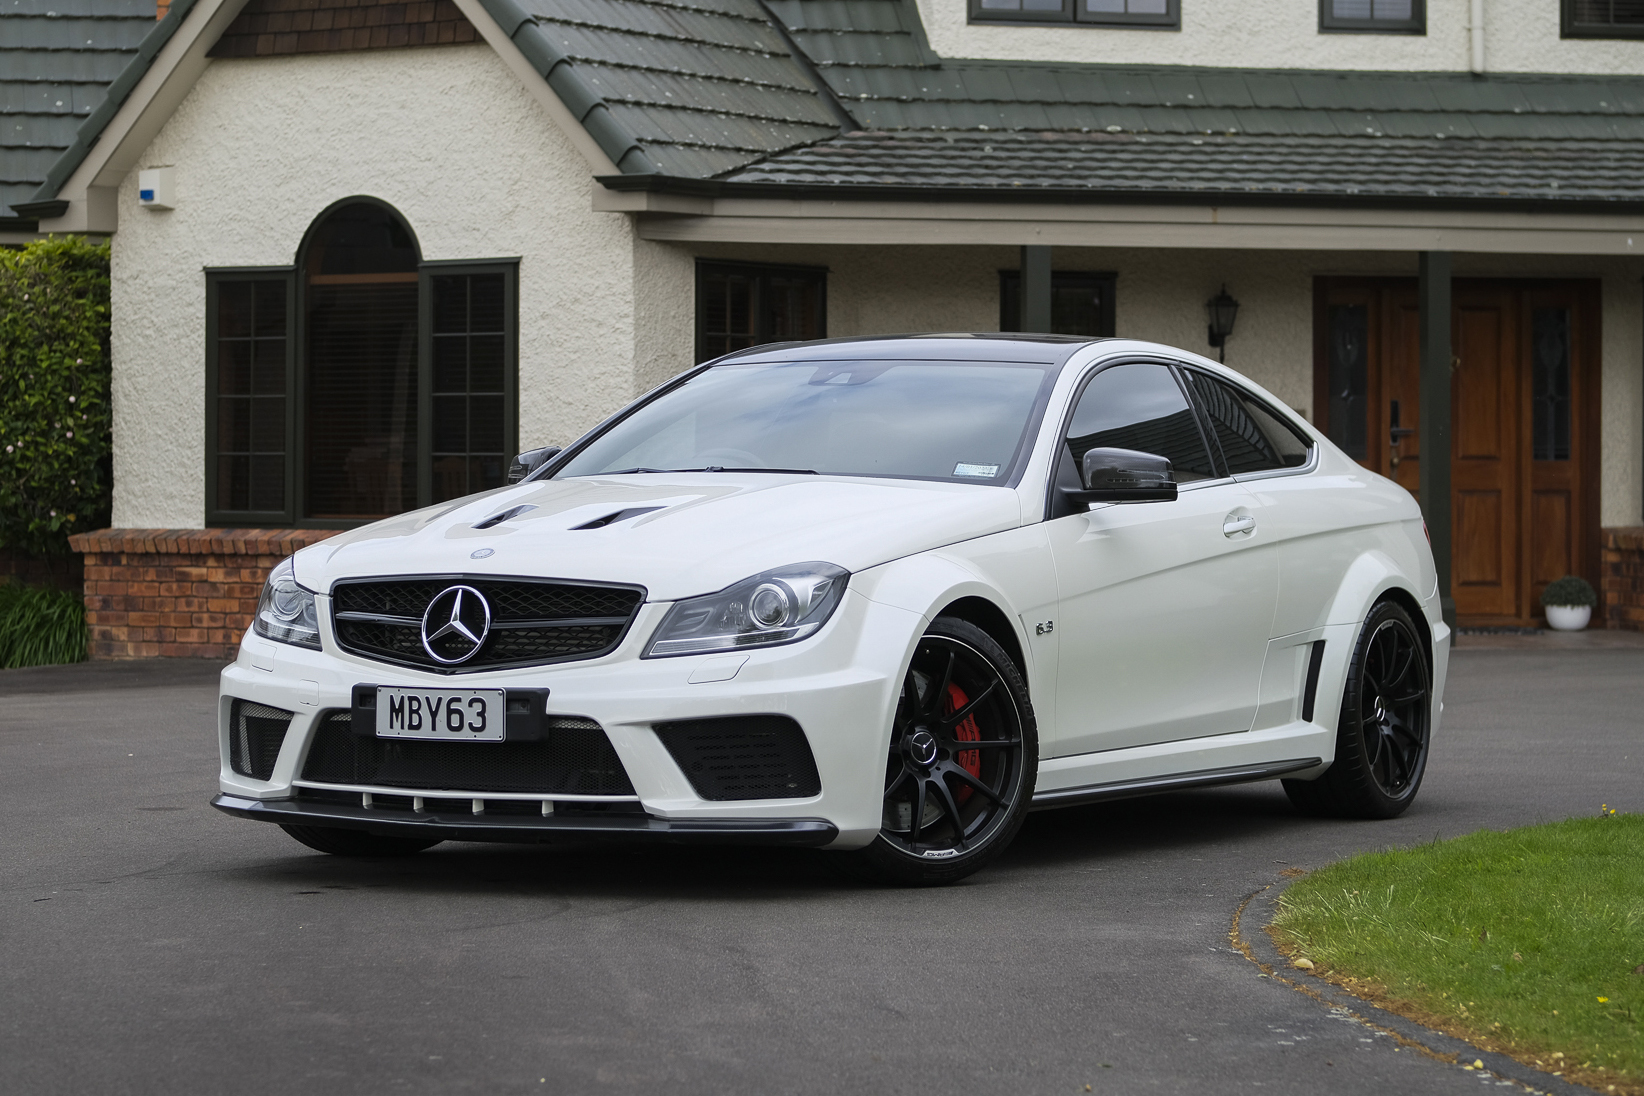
[{"x1": 1206, "y1": 285, "x2": 1239, "y2": 363}]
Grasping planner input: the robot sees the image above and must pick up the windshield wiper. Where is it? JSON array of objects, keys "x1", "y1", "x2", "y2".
[
  {"x1": 602, "y1": 467, "x2": 706, "y2": 475},
  {"x1": 703, "y1": 466, "x2": 819, "y2": 475}
]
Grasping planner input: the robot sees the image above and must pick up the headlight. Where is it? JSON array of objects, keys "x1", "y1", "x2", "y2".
[
  {"x1": 253, "y1": 558, "x2": 321, "y2": 649},
  {"x1": 644, "y1": 563, "x2": 849, "y2": 658}
]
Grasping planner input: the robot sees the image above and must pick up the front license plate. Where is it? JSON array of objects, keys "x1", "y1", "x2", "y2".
[{"x1": 376, "y1": 687, "x2": 504, "y2": 741}]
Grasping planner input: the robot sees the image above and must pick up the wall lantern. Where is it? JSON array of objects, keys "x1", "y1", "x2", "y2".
[{"x1": 1205, "y1": 284, "x2": 1239, "y2": 363}]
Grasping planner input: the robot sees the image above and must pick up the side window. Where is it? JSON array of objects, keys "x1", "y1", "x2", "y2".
[
  {"x1": 1063, "y1": 363, "x2": 1216, "y2": 484},
  {"x1": 1187, "y1": 371, "x2": 1312, "y2": 475}
]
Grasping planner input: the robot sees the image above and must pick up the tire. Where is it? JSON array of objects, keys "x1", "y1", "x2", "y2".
[
  {"x1": 1284, "y1": 599, "x2": 1432, "y2": 820},
  {"x1": 837, "y1": 617, "x2": 1038, "y2": 886},
  {"x1": 280, "y1": 824, "x2": 443, "y2": 857}
]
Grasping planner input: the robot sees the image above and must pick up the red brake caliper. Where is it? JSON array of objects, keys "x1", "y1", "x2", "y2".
[{"x1": 945, "y1": 683, "x2": 982, "y2": 805}]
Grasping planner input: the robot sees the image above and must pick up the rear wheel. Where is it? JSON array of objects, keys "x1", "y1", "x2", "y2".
[
  {"x1": 280, "y1": 824, "x2": 443, "y2": 857},
  {"x1": 1284, "y1": 599, "x2": 1432, "y2": 819},
  {"x1": 839, "y1": 617, "x2": 1037, "y2": 886}
]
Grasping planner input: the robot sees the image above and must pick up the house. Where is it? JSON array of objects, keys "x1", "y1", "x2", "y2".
[
  {"x1": 21, "y1": 0, "x2": 1644, "y2": 656},
  {"x1": 2, "y1": 0, "x2": 158, "y2": 244}
]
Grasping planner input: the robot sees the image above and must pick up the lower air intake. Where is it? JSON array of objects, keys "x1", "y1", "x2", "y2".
[
  {"x1": 653, "y1": 715, "x2": 822, "y2": 801},
  {"x1": 229, "y1": 699, "x2": 293, "y2": 781},
  {"x1": 299, "y1": 711, "x2": 636, "y2": 795}
]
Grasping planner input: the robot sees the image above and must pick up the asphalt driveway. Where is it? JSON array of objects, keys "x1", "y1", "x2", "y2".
[{"x1": 2, "y1": 644, "x2": 1638, "y2": 1095}]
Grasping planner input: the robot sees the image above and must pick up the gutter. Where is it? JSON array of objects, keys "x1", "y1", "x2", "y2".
[{"x1": 594, "y1": 171, "x2": 1644, "y2": 217}]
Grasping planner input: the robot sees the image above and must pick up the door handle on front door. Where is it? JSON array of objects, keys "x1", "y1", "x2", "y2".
[{"x1": 1223, "y1": 513, "x2": 1256, "y2": 537}]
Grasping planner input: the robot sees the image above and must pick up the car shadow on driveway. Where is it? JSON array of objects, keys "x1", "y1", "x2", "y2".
[{"x1": 210, "y1": 782, "x2": 1320, "y2": 901}]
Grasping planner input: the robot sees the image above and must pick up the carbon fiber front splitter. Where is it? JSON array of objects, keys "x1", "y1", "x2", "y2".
[{"x1": 211, "y1": 794, "x2": 839, "y2": 846}]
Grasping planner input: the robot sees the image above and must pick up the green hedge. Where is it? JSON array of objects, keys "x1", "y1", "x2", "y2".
[
  {"x1": 0, "y1": 237, "x2": 112, "y2": 558},
  {"x1": 0, "y1": 583, "x2": 86, "y2": 668}
]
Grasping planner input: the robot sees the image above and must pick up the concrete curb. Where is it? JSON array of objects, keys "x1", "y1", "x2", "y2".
[{"x1": 1234, "y1": 878, "x2": 1601, "y2": 1096}]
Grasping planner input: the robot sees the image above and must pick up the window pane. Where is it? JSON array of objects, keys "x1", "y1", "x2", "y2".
[
  {"x1": 219, "y1": 341, "x2": 251, "y2": 395},
  {"x1": 1000, "y1": 271, "x2": 1114, "y2": 337},
  {"x1": 697, "y1": 265, "x2": 825, "y2": 363},
  {"x1": 1127, "y1": 0, "x2": 1167, "y2": 12},
  {"x1": 980, "y1": 0, "x2": 1022, "y2": 9},
  {"x1": 432, "y1": 275, "x2": 467, "y2": 335},
  {"x1": 1087, "y1": 0, "x2": 1124, "y2": 9},
  {"x1": 1189, "y1": 373, "x2": 1292, "y2": 475},
  {"x1": 430, "y1": 272, "x2": 512, "y2": 503},
  {"x1": 252, "y1": 337, "x2": 285, "y2": 395},
  {"x1": 1242, "y1": 397, "x2": 1312, "y2": 468},
  {"x1": 1332, "y1": 0, "x2": 1373, "y2": 16},
  {"x1": 1066, "y1": 364, "x2": 1215, "y2": 482},
  {"x1": 1573, "y1": 0, "x2": 1644, "y2": 23},
  {"x1": 433, "y1": 336, "x2": 466, "y2": 392},
  {"x1": 218, "y1": 282, "x2": 252, "y2": 339},
  {"x1": 1532, "y1": 307, "x2": 1572, "y2": 461},
  {"x1": 469, "y1": 274, "x2": 505, "y2": 333},
  {"x1": 304, "y1": 282, "x2": 420, "y2": 519},
  {"x1": 469, "y1": 334, "x2": 505, "y2": 393},
  {"x1": 1326, "y1": 304, "x2": 1369, "y2": 460},
  {"x1": 1373, "y1": 0, "x2": 1412, "y2": 17},
  {"x1": 213, "y1": 277, "x2": 287, "y2": 516}
]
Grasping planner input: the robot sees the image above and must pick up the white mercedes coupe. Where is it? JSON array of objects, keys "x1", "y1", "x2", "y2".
[{"x1": 215, "y1": 335, "x2": 1448, "y2": 885}]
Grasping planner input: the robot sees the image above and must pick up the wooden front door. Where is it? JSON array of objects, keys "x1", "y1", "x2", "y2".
[{"x1": 1313, "y1": 278, "x2": 1600, "y2": 626}]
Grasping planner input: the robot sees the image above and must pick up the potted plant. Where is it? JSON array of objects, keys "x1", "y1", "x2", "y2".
[{"x1": 1541, "y1": 575, "x2": 1598, "y2": 631}]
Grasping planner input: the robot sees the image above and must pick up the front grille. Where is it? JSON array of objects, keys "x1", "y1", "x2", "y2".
[
  {"x1": 331, "y1": 576, "x2": 645, "y2": 673},
  {"x1": 228, "y1": 700, "x2": 293, "y2": 780},
  {"x1": 653, "y1": 715, "x2": 822, "y2": 801},
  {"x1": 299, "y1": 710, "x2": 636, "y2": 795}
]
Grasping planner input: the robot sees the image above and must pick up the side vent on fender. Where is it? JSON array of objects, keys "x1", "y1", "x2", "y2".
[{"x1": 1301, "y1": 641, "x2": 1326, "y2": 723}]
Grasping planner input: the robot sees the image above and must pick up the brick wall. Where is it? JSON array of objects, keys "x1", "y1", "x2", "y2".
[
  {"x1": 1601, "y1": 527, "x2": 1644, "y2": 631},
  {"x1": 68, "y1": 529, "x2": 338, "y2": 660}
]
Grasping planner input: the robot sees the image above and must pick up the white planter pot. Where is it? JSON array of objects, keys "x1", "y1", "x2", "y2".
[{"x1": 1545, "y1": 604, "x2": 1592, "y2": 631}]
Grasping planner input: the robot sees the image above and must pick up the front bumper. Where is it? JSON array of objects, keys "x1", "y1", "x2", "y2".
[
  {"x1": 212, "y1": 794, "x2": 838, "y2": 846},
  {"x1": 219, "y1": 588, "x2": 925, "y2": 849}
]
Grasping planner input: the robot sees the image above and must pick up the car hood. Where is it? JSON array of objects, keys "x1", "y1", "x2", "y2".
[{"x1": 292, "y1": 474, "x2": 1024, "y2": 601}]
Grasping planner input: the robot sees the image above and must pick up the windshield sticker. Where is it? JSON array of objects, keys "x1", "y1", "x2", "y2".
[{"x1": 953, "y1": 463, "x2": 1000, "y2": 478}]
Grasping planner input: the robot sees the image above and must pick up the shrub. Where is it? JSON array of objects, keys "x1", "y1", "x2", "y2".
[
  {"x1": 0, "y1": 582, "x2": 86, "y2": 668},
  {"x1": 1541, "y1": 574, "x2": 1597, "y2": 608},
  {"x1": 0, "y1": 236, "x2": 112, "y2": 558}
]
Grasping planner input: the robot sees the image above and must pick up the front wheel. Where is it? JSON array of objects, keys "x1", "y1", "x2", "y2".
[
  {"x1": 1284, "y1": 599, "x2": 1432, "y2": 819},
  {"x1": 839, "y1": 617, "x2": 1038, "y2": 886},
  {"x1": 280, "y1": 824, "x2": 443, "y2": 857}
]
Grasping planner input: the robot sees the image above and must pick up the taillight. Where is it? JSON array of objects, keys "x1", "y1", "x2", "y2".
[{"x1": 1423, "y1": 521, "x2": 1430, "y2": 544}]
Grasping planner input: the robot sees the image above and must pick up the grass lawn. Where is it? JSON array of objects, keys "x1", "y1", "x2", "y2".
[{"x1": 1271, "y1": 813, "x2": 1643, "y2": 1091}]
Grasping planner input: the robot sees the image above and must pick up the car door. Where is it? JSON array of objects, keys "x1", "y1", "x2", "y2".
[{"x1": 1046, "y1": 360, "x2": 1279, "y2": 757}]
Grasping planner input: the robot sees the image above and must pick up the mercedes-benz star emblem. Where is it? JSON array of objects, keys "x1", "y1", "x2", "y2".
[{"x1": 420, "y1": 585, "x2": 492, "y2": 665}]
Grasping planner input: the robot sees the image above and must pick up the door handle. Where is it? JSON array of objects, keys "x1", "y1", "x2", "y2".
[{"x1": 1223, "y1": 513, "x2": 1256, "y2": 537}]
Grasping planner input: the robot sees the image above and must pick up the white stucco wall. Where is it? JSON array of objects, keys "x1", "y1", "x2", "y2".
[
  {"x1": 915, "y1": 0, "x2": 1644, "y2": 75},
  {"x1": 110, "y1": 42, "x2": 647, "y2": 528}
]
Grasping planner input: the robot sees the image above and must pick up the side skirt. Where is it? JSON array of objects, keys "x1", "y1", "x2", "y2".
[{"x1": 1029, "y1": 757, "x2": 1322, "y2": 812}]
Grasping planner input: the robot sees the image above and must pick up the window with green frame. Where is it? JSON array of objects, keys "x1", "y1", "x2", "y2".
[
  {"x1": 205, "y1": 199, "x2": 518, "y2": 527},
  {"x1": 1564, "y1": 0, "x2": 1644, "y2": 37},
  {"x1": 970, "y1": 0, "x2": 1178, "y2": 28},
  {"x1": 1319, "y1": 0, "x2": 1424, "y2": 33}
]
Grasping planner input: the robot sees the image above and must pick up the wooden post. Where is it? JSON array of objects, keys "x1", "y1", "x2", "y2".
[{"x1": 1418, "y1": 251, "x2": 1455, "y2": 631}]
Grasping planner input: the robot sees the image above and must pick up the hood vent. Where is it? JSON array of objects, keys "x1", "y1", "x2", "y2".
[
  {"x1": 573, "y1": 507, "x2": 663, "y2": 530},
  {"x1": 473, "y1": 504, "x2": 536, "y2": 530}
]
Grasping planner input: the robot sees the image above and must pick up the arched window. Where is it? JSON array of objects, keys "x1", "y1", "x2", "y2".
[{"x1": 205, "y1": 199, "x2": 517, "y2": 526}]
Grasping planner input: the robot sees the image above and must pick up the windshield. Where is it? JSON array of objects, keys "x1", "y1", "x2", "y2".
[{"x1": 555, "y1": 359, "x2": 1057, "y2": 485}]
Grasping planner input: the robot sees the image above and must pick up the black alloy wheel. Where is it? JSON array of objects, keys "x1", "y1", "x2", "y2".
[
  {"x1": 1284, "y1": 599, "x2": 1432, "y2": 819},
  {"x1": 841, "y1": 617, "x2": 1037, "y2": 886},
  {"x1": 281, "y1": 824, "x2": 443, "y2": 857}
]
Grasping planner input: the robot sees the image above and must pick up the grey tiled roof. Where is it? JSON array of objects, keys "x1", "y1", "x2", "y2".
[
  {"x1": 26, "y1": 0, "x2": 1644, "y2": 213},
  {"x1": 483, "y1": 0, "x2": 842, "y2": 177},
  {"x1": 1, "y1": 0, "x2": 156, "y2": 225},
  {"x1": 721, "y1": 130, "x2": 1644, "y2": 205}
]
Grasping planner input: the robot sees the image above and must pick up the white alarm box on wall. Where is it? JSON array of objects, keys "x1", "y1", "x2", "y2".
[{"x1": 137, "y1": 167, "x2": 175, "y2": 210}]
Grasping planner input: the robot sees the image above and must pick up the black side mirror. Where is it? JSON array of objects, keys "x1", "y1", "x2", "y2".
[
  {"x1": 1064, "y1": 447, "x2": 1178, "y2": 505},
  {"x1": 506, "y1": 446, "x2": 562, "y2": 484}
]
